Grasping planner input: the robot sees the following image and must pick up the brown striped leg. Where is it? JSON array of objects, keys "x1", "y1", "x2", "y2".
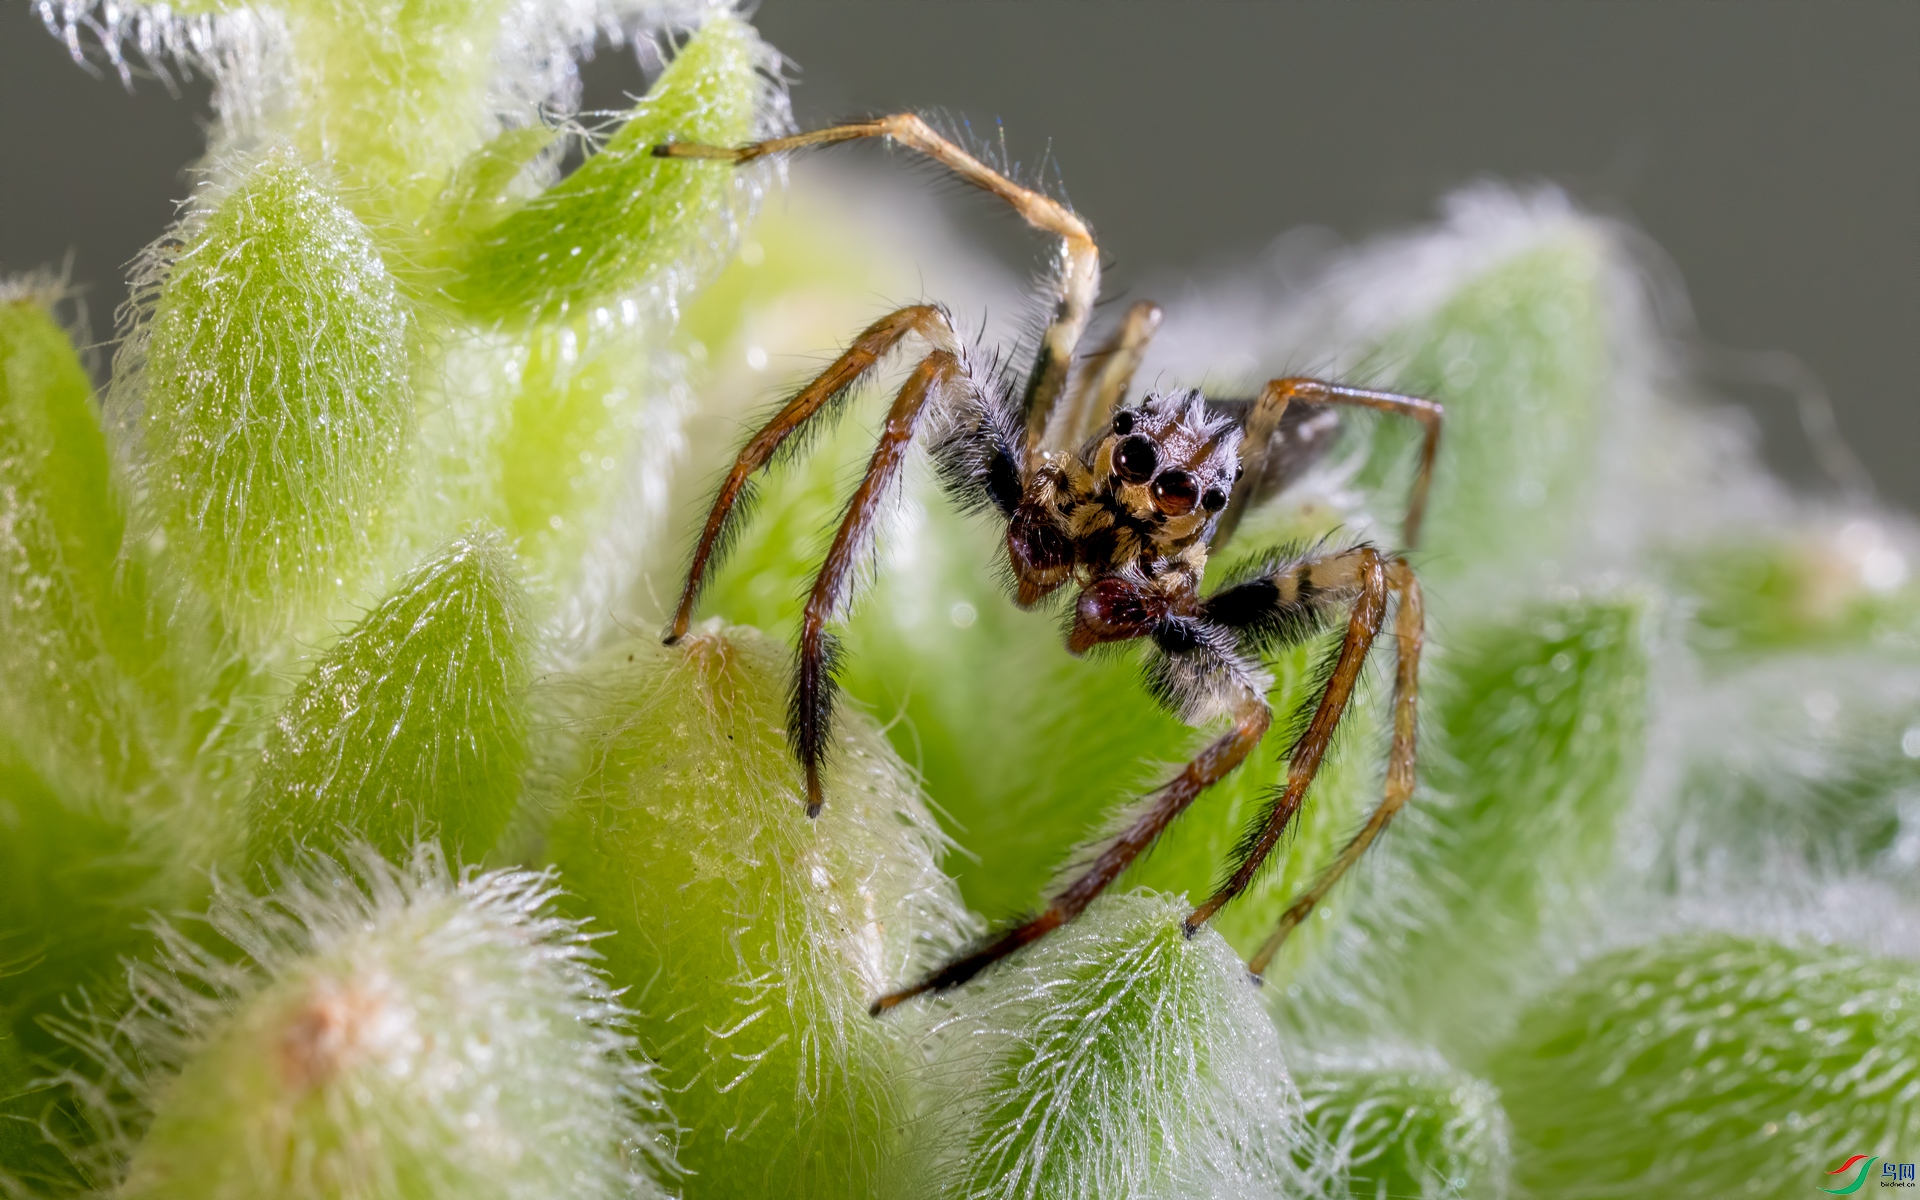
[
  {"x1": 872, "y1": 687, "x2": 1272, "y2": 1014},
  {"x1": 657, "y1": 113, "x2": 1099, "y2": 462},
  {"x1": 664, "y1": 304, "x2": 954, "y2": 642},
  {"x1": 1185, "y1": 546, "x2": 1391, "y2": 933},
  {"x1": 1247, "y1": 557, "x2": 1423, "y2": 977},
  {"x1": 1044, "y1": 299, "x2": 1163, "y2": 451},
  {"x1": 1217, "y1": 378, "x2": 1445, "y2": 550},
  {"x1": 793, "y1": 352, "x2": 963, "y2": 817}
]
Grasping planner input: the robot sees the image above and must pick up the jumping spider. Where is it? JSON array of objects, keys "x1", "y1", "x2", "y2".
[{"x1": 656, "y1": 114, "x2": 1440, "y2": 1014}]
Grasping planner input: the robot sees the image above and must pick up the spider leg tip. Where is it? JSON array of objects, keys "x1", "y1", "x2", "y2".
[{"x1": 805, "y1": 801, "x2": 823, "y2": 819}]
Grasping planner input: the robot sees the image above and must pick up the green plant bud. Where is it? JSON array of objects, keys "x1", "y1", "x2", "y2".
[
  {"x1": 112, "y1": 847, "x2": 670, "y2": 1200},
  {"x1": 248, "y1": 530, "x2": 528, "y2": 868},
  {"x1": 1658, "y1": 654, "x2": 1920, "y2": 888},
  {"x1": 547, "y1": 625, "x2": 976, "y2": 1199},
  {"x1": 449, "y1": 14, "x2": 769, "y2": 323},
  {"x1": 1294, "y1": 1056, "x2": 1512, "y2": 1200},
  {"x1": 1345, "y1": 200, "x2": 1610, "y2": 581},
  {"x1": 1673, "y1": 523, "x2": 1920, "y2": 658},
  {"x1": 926, "y1": 893, "x2": 1308, "y2": 1200},
  {"x1": 1488, "y1": 934, "x2": 1920, "y2": 1199},
  {"x1": 0, "y1": 285, "x2": 159, "y2": 794},
  {"x1": 136, "y1": 149, "x2": 410, "y2": 646},
  {"x1": 277, "y1": 0, "x2": 518, "y2": 220},
  {"x1": 1273, "y1": 596, "x2": 1648, "y2": 1055},
  {"x1": 427, "y1": 323, "x2": 680, "y2": 619}
]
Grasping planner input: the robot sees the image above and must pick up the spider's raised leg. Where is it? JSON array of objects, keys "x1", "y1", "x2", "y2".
[
  {"x1": 1215, "y1": 378, "x2": 1444, "y2": 550},
  {"x1": 792, "y1": 351, "x2": 967, "y2": 817},
  {"x1": 657, "y1": 113, "x2": 1098, "y2": 456},
  {"x1": 1183, "y1": 545, "x2": 1423, "y2": 944},
  {"x1": 1248, "y1": 558, "x2": 1422, "y2": 975},
  {"x1": 664, "y1": 304, "x2": 955, "y2": 642},
  {"x1": 1044, "y1": 299, "x2": 1163, "y2": 450}
]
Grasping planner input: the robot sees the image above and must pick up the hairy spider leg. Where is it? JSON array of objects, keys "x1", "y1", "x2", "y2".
[
  {"x1": 655, "y1": 112, "x2": 1099, "y2": 462},
  {"x1": 871, "y1": 676, "x2": 1272, "y2": 1015},
  {"x1": 1044, "y1": 299, "x2": 1163, "y2": 451},
  {"x1": 1184, "y1": 545, "x2": 1408, "y2": 932},
  {"x1": 1214, "y1": 378, "x2": 1445, "y2": 550},
  {"x1": 1247, "y1": 557, "x2": 1422, "y2": 975},
  {"x1": 792, "y1": 351, "x2": 965, "y2": 816},
  {"x1": 664, "y1": 304, "x2": 956, "y2": 643}
]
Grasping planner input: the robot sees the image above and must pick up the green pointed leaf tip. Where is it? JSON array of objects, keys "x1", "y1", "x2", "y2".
[
  {"x1": 116, "y1": 849, "x2": 670, "y2": 1200},
  {"x1": 1275, "y1": 596, "x2": 1648, "y2": 1047},
  {"x1": 1355, "y1": 214, "x2": 1608, "y2": 579},
  {"x1": 1488, "y1": 934, "x2": 1920, "y2": 1199},
  {"x1": 547, "y1": 625, "x2": 975, "y2": 1199},
  {"x1": 0, "y1": 289, "x2": 158, "y2": 792},
  {"x1": 278, "y1": 0, "x2": 518, "y2": 219},
  {"x1": 1295, "y1": 1060, "x2": 1512, "y2": 1200},
  {"x1": 247, "y1": 530, "x2": 530, "y2": 868},
  {"x1": 450, "y1": 15, "x2": 769, "y2": 322},
  {"x1": 136, "y1": 149, "x2": 410, "y2": 643},
  {"x1": 927, "y1": 893, "x2": 1310, "y2": 1200}
]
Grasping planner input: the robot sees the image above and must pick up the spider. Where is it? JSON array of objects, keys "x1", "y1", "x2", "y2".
[{"x1": 655, "y1": 114, "x2": 1439, "y2": 1014}]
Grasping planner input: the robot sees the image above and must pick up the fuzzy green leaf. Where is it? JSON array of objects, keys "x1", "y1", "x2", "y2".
[
  {"x1": 247, "y1": 530, "x2": 529, "y2": 868},
  {"x1": 448, "y1": 15, "x2": 767, "y2": 322},
  {"x1": 547, "y1": 626, "x2": 974, "y2": 1200},
  {"x1": 116, "y1": 850, "x2": 668, "y2": 1200},
  {"x1": 136, "y1": 149, "x2": 411, "y2": 646},
  {"x1": 1294, "y1": 1058, "x2": 1512, "y2": 1200},
  {"x1": 1488, "y1": 934, "x2": 1920, "y2": 1199},
  {"x1": 926, "y1": 893, "x2": 1308, "y2": 1200},
  {"x1": 1274, "y1": 595, "x2": 1648, "y2": 1057},
  {"x1": 0, "y1": 289, "x2": 158, "y2": 793}
]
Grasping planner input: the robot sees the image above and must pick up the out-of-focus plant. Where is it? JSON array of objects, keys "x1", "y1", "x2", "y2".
[{"x1": 6, "y1": 4, "x2": 1918, "y2": 1198}]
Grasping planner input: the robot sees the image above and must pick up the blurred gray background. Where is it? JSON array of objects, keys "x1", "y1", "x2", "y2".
[{"x1": 3, "y1": 2, "x2": 1914, "y2": 508}]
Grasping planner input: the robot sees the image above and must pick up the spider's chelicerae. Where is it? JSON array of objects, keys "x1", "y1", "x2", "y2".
[{"x1": 656, "y1": 114, "x2": 1440, "y2": 1014}]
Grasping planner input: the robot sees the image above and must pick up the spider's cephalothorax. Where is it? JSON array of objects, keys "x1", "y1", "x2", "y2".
[
  {"x1": 1014, "y1": 389, "x2": 1242, "y2": 617},
  {"x1": 656, "y1": 113, "x2": 1444, "y2": 1013}
]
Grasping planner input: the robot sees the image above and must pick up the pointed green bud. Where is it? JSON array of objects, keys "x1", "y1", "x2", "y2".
[
  {"x1": 927, "y1": 893, "x2": 1309, "y2": 1199},
  {"x1": 248, "y1": 530, "x2": 529, "y2": 867},
  {"x1": 112, "y1": 848, "x2": 671, "y2": 1200},
  {"x1": 1275, "y1": 596, "x2": 1648, "y2": 1056},
  {"x1": 0, "y1": 284, "x2": 159, "y2": 793},
  {"x1": 1488, "y1": 934, "x2": 1920, "y2": 1197},
  {"x1": 547, "y1": 626, "x2": 974, "y2": 1199},
  {"x1": 448, "y1": 15, "x2": 770, "y2": 322},
  {"x1": 135, "y1": 149, "x2": 410, "y2": 646},
  {"x1": 1294, "y1": 1056, "x2": 1512, "y2": 1200}
]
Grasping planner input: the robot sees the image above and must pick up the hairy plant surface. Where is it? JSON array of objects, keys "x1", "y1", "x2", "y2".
[{"x1": 5, "y1": 5, "x2": 1917, "y2": 1198}]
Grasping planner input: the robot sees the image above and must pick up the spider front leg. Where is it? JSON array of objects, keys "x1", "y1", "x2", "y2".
[
  {"x1": 664, "y1": 304, "x2": 956, "y2": 643},
  {"x1": 656, "y1": 112, "x2": 1099, "y2": 458},
  {"x1": 790, "y1": 350, "x2": 966, "y2": 815}
]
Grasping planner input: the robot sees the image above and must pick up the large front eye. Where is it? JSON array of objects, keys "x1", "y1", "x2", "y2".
[
  {"x1": 1152, "y1": 469, "x2": 1198, "y2": 515},
  {"x1": 1115, "y1": 434, "x2": 1157, "y2": 483}
]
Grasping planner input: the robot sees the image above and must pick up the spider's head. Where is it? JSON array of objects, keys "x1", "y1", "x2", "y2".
[{"x1": 1096, "y1": 390, "x2": 1242, "y2": 547}]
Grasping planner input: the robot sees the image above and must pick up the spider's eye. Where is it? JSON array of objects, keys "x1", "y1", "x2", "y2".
[
  {"x1": 1111, "y1": 410, "x2": 1135, "y2": 436},
  {"x1": 1152, "y1": 469, "x2": 1198, "y2": 515},
  {"x1": 1202, "y1": 487, "x2": 1227, "y2": 512},
  {"x1": 1115, "y1": 434, "x2": 1157, "y2": 483}
]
